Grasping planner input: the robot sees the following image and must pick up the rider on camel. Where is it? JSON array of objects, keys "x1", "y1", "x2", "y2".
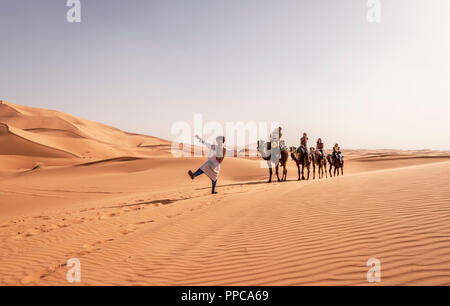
[
  {"x1": 333, "y1": 143, "x2": 342, "y2": 161},
  {"x1": 299, "y1": 132, "x2": 308, "y2": 155},
  {"x1": 316, "y1": 138, "x2": 324, "y2": 160}
]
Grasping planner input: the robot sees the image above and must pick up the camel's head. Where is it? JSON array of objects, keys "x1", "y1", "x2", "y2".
[
  {"x1": 257, "y1": 140, "x2": 268, "y2": 154},
  {"x1": 310, "y1": 147, "x2": 316, "y2": 153},
  {"x1": 289, "y1": 146, "x2": 297, "y2": 153},
  {"x1": 257, "y1": 140, "x2": 263, "y2": 149}
]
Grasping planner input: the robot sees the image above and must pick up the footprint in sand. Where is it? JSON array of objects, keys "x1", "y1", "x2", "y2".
[
  {"x1": 12, "y1": 232, "x2": 24, "y2": 240},
  {"x1": 82, "y1": 240, "x2": 103, "y2": 250},
  {"x1": 20, "y1": 263, "x2": 66, "y2": 285},
  {"x1": 21, "y1": 271, "x2": 47, "y2": 285},
  {"x1": 119, "y1": 225, "x2": 137, "y2": 235},
  {"x1": 120, "y1": 229, "x2": 135, "y2": 235},
  {"x1": 134, "y1": 220, "x2": 155, "y2": 225},
  {"x1": 76, "y1": 249, "x2": 94, "y2": 256},
  {"x1": 165, "y1": 213, "x2": 182, "y2": 219},
  {"x1": 13, "y1": 228, "x2": 40, "y2": 239},
  {"x1": 80, "y1": 208, "x2": 95, "y2": 213},
  {"x1": 57, "y1": 222, "x2": 69, "y2": 228},
  {"x1": 125, "y1": 205, "x2": 146, "y2": 211},
  {"x1": 34, "y1": 216, "x2": 51, "y2": 221},
  {"x1": 38, "y1": 224, "x2": 53, "y2": 233},
  {"x1": 98, "y1": 212, "x2": 121, "y2": 220}
]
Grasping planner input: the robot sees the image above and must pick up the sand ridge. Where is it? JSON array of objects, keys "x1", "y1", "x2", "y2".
[{"x1": 0, "y1": 101, "x2": 171, "y2": 160}]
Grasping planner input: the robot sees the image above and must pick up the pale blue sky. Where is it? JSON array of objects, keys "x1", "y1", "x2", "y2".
[{"x1": 1, "y1": 0, "x2": 449, "y2": 149}]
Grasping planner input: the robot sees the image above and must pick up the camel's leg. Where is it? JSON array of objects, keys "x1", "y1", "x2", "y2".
[
  {"x1": 284, "y1": 165, "x2": 287, "y2": 181},
  {"x1": 297, "y1": 163, "x2": 301, "y2": 181},
  {"x1": 312, "y1": 164, "x2": 316, "y2": 180},
  {"x1": 307, "y1": 165, "x2": 310, "y2": 180},
  {"x1": 329, "y1": 164, "x2": 333, "y2": 177},
  {"x1": 301, "y1": 164, "x2": 305, "y2": 180},
  {"x1": 276, "y1": 164, "x2": 281, "y2": 182},
  {"x1": 341, "y1": 165, "x2": 344, "y2": 176},
  {"x1": 267, "y1": 161, "x2": 272, "y2": 183}
]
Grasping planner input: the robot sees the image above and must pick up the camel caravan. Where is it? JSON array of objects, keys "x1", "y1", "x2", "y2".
[
  {"x1": 257, "y1": 128, "x2": 344, "y2": 183},
  {"x1": 188, "y1": 127, "x2": 344, "y2": 194}
]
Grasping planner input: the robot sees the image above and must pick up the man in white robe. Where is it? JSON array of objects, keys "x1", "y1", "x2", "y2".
[{"x1": 188, "y1": 135, "x2": 231, "y2": 194}]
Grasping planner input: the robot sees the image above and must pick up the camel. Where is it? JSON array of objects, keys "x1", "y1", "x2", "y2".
[
  {"x1": 257, "y1": 140, "x2": 289, "y2": 183},
  {"x1": 310, "y1": 147, "x2": 327, "y2": 179},
  {"x1": 327, "y1": 153, "x2": 344, "y2": 177},
  {"x1": 289, "y1": 146, "x2": 311, "y2": 180}
]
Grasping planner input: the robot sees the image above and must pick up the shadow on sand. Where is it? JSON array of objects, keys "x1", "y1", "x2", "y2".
[
  {"x1": 195, "y1": 178, "x2": 302, "y2": 190},
  {"x1": 103, "y1": 198, "x2": 177, "y2": 209}
]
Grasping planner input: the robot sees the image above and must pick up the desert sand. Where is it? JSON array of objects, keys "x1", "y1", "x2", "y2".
[{"x1": 1, "y1": 101, "x2": 450, "y2": 285}]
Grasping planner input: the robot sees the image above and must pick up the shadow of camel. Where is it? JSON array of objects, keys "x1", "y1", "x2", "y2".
[
  {"x1": 195, "y1": 178, "x2": 301, "y2": 190},
  {"x1": 103, "y1": 198, "x2": 177, "y2": 209}
]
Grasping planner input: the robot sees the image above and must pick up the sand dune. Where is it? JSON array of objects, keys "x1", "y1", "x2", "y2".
[
  {"x1": 1, "y1": 102, "x2": 450, "y2": 286},
  {"x1": 0, "y1": 123, "x2": 75, "y2": 158},
  {"x1": 0, "y1": 101, "x2": 171, "y2": 160}
]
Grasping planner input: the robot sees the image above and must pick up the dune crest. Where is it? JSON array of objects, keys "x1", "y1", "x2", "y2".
[
  {"x1": 0, "y1": 101, "x2": 171, "y2": 160},
  {"x1": 0, "y1": 123, "x2": 75, "y2": 158}
]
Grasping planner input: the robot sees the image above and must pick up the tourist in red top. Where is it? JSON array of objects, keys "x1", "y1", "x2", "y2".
[
  {"x1": 316, "y1": 138, "x2": 324, "y2": 158},
  {"x1": 300, "y1": 132, "x2": 309, "y2": 154}
]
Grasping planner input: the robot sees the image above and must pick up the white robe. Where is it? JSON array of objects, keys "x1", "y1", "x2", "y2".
[
  {"x1": 200, "y1": 158, "x2": 220, "y2": 182},
  {"x1": 198, "y1": 140, "x2": 230, "y2": 182}
]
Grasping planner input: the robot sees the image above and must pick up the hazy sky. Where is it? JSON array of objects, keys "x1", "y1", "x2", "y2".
[{"x1": 1, "y1": 0, "x2": 449, "y2": 150}]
